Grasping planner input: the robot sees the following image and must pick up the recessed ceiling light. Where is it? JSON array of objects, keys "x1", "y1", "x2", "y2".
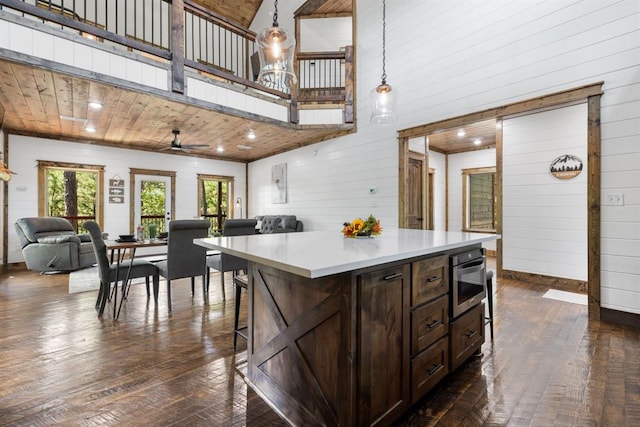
[
  {"x1": 457, "y1": 129, "x2": 466, "y2": 137},
  {"x1": 85, "y1": 125, "x2": 96, "y2": 133},
  {"x1": 473, "y1": 138, "x2": 482, "y2": 145},
  {"x1": 247, "y1": 130, "x2": 256, "y2": 140},
  {"x1": 88, "y1": 102, "x2": 102, "y2": 109},
  {"x1": 60, "y1": 115, "x2": 86, "y2": 123},
  {"x1": 216, "y1": 146, "x2": 224, "y2": 153},
  {"x1": 237, "y1": 144, "x2": 253, "y2": 150}
]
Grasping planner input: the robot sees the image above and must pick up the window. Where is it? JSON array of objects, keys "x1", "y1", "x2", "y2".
[
  {"x1": 38, "y1": 160, "x2": 104, "y2": 232},
  {"x1": 130, "y1": 168, "x2": 175, "y2": 234},
  {"x1": 462, "y1": 167, "x2": 496, "y2": 232},
  {"x1": 198, "y1": 174, "x2": 234, "y2": 234}
]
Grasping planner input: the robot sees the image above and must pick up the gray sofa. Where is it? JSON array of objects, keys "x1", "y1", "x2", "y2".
[
  {"x1": 14, "y1": 217, "x2": 96, "y2": 273},
  {"x1": 256, "y1": 215, "x2": 303, "y2": 233}
]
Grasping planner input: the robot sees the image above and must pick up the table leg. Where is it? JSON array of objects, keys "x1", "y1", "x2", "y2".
[{"x1": 116, "y1": 248, "x2": 137, "y2": 319}]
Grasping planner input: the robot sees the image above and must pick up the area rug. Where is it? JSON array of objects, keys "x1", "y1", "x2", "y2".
[
  {"x1": 542, "y1": 289, "x2": 587, "y2": 306},
  {"x1": 68, "y1": 266, "x2": 146, "y2": 294}
]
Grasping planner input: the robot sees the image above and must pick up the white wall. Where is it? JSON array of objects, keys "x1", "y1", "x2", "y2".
[
  {"x1": 299, "y1": 17, "x2": 352, "y2": 52},
  {"x1": 447, "y1": 149, "x2": 497, "y2": 252},
  {"x1": 428, "y1": 150, "x2": 446, "y2": 232},
  {"x1": 502, "y1": 104, "x2": 588, "y2": 281},
  {"x1": 7, "y1": 135, "x2": 246, "y2": 264},
  {"x1": 0, "y1": 127, "x2": 4, "y2": 263},
  {"x1": 0, "y1": 14, "x2": 169, "y2": 90},
  {"x1": 249, "y1": 0, "x2": 640, "y2": 314}
]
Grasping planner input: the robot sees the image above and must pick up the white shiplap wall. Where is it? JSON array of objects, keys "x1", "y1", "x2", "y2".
[
  {"x1": 447, "y1": 148, "x2": 497, "y2": 252},
  {"x1": 248, "y1": 0, "x2": 639, "y2": 314},
  {"x1": 7, "y1": 135, "x2": 246, "y2": 264},
  {"x1": 428, "y1": 150, "x2": 446, "y2": 232},
  {"x1": 0, "y1": 128, "x2": 4, "y2": 262},
  {"x1": 0, "y1": 13, "x2": 169, "y2": 90},
  {"x1": 502, "y1": 104, "x2": 588, "y2": 281},
  {"x1": 299, "y1": 18, "x2": 352, "y2": 52}
]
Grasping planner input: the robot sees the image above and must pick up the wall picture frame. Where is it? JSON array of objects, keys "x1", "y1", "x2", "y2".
[{"x1": 271, "y1": 163, "x2": 287, "y2": 204}]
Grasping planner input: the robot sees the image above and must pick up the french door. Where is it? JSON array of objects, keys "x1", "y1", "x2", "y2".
[{"x1": 130, "y1": 169, "x2": 175, "y2": 234}]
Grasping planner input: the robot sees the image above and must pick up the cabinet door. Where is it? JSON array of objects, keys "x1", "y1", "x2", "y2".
[
  {"x1": 412, "y1": 255, "x2": 448, "y2": 306},
  {"x1": 450, "y1": 303, "x2": 485, "y2": 371},
  {"x1": 411, "y1": 294, "x2": 449, "y2": 356},
  {"x1": 358, "y1": 264, "x2": 411, "y2": 427}
]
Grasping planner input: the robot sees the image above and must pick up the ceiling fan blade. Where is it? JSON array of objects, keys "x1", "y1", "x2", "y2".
[{"x1": 181, "y1": 144, "x2": 208, "y2": 149}]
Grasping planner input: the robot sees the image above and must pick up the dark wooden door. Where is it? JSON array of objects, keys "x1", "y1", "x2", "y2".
[
  {"x1": 407, "y1": 155, "x2": 424, "y2": 229},
  {"x1": 358, "y1": 264, "x2": 410, "y2": 426}
]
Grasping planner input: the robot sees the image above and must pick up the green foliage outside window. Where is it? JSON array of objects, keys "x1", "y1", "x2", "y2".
[
  {"x1": 140, "y1": 180, "x2": 167, "y2": 233},
  {"x1": 47, "y1": 169, "x2": 97, "y2": 218},
  {"x1": 201, "y1": 179, "x2": 230, "y2": 232}
]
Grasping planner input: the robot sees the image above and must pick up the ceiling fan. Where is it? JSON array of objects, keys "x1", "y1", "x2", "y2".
[{"x1": 162, "y1": 130, "x2": 208, "y2": 151}]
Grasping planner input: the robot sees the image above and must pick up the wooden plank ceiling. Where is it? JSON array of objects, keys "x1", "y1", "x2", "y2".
[
  {"x1": 427, "y1": 119, "x2": 497, "y2": 154},
  {"x1": 192, "y1": 0, "x2": 354, "y2": 28},
  {"x1": 0, "y1": 59, "x2": 353, "y2": 162},
  {"x1": 0, "y1": 0, "x2": 356, "y2": 163},
  {"x1": 191, "y1": 0, "x2": 264, "y2": 28}
]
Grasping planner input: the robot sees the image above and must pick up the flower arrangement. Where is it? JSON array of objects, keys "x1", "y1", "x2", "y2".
[{"x1": 342, "y1": 214, "x2": 382, "y2": 238}]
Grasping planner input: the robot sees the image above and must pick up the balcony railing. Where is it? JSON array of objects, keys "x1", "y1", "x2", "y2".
[
  {"x1": 297, "y1": 51, "x2": 346, "y2": 102},
  {"x1": 0, "y1": 0, "x2": 354, "y2": 122}
]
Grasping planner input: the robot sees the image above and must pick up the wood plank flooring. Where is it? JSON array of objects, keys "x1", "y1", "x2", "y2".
[{"x1": 0, "y1": 265, "x2": 638, "y2": 426}]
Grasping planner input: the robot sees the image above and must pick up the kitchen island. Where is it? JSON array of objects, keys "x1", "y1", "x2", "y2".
[{"x1": 195, "y1": 229, "x2": 498, "y2": 426}]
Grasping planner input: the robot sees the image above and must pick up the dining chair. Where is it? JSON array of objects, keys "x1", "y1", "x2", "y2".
[
  {"x1": 83, "y1": 221, "x2": 160, "y2": 319},
  {"x1": 206, "y1": 219, "x2": 257, "y2": 301},
  {"x1": 154, "y1": 219, "x2": 210, "y2": 312}
]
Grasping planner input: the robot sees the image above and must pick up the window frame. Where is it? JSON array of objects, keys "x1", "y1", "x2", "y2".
[
  {"x1": 462, "y1": 166, "x2": 496, "y2": 233},
  {"x1": 197, "y1": 174, "x2": 235, "y2": 234},
  {"x1": 37, "y1": 160, "x2": 105, "y2": 231},
  {"x1": 129, "y1": 168, "x2": 176, "y2": 234}
]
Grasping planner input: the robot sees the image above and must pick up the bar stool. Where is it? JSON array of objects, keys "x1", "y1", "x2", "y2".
[
  {"x1": 233, "y1": 273, "x2": 249, "y2": 349},
  {"x1": 486, "y1": 270, "x2": 494, "y2": 340}
]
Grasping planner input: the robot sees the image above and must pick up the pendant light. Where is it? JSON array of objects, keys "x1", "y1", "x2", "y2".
[
  {"x1": 370, "y1": 0, "x2": 397, "y2": 125},
  {"x1": 256, "y1": 0, "x2": 297, "y2": 94}
]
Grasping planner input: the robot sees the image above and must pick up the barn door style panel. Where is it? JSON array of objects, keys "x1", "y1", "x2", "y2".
[{"x1": 247, "y1": 263, "x2": 354, "y2": 426}]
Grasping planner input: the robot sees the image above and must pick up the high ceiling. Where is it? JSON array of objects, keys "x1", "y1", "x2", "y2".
[
  {"x1": 191, "y1": 0, "x2": 264, "y2": 28},
  {"x1": 0, "y1": 59, "x2": 353, "y2": 162},
  {"x1": 0, "y1": 0, "x2": 355, "y2": 163}
]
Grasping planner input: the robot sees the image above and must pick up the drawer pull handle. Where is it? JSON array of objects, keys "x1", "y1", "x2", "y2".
[
  {"x1": 427, "y1": 319, "x2": 442, "y2": 329},
  {"x1": 427, "y1": 276, "x2": 440, "y2": 283},
  {"x1": 383, "y1": 273, "x2": 403, "y2": 281},
  {"x1": 465, "y1": 330, "x2": 478, "y2": 339},
  {"x1": 428, "y1": 363, "x2": 443, "y2": 376}
]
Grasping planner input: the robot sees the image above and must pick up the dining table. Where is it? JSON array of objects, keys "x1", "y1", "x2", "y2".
[{"x1": 102, "y1": 238, "x2": 168, "y2": 318}]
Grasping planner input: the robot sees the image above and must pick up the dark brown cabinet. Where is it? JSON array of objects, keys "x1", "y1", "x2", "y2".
[
  {"x1": 450, "y1": 302, "x2": 485, "y2": 371},
  {"x1": 246, "y1": 246, "x2": 485, "y2": 427},
  {"x1": 410, "y1": 255, "x2": 450, "y2": 403},
  {"x1": 412, "y1": 255, "x2": 448, "y2": 306},
  {"x1": 358, "y1": 264, "x2": 411, "y2": 427}
]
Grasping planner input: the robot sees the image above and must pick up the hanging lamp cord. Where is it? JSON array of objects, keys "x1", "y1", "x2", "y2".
[
  {"x1": 381, "y1": 0, "x2": 387, "y2": 84},
  {"x1": 273, "y1": 0, "x2": 279, "y2": 27}
]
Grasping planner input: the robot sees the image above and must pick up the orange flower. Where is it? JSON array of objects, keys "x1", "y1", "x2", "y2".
[{"x1": 342, "y1": 215, "x2": 382, "y2": 237}]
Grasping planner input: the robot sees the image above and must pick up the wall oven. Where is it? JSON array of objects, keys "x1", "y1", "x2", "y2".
[{"x1": 450, "y1": 247, "x2": 486, "y2": 318}]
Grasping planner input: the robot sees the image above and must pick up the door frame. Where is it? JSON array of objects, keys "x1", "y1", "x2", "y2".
[
  {"x1": 129, "y1": 168, "x2": 176, "y2": 234},
  {"x1": 397, "y1": 82, "x2": 603, "y2": 320}
]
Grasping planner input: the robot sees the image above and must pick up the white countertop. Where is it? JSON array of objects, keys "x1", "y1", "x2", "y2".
[{"x1": 195, "y1": 229, "x2": 499, "y2": 279}]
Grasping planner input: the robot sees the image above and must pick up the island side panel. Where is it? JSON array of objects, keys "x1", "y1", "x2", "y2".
[{"x1": 247, "y1": 262, "x2": 355, "y2": 426}]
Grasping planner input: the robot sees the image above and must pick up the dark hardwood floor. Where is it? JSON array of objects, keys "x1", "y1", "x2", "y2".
[{"x1": 0, "y1": 263, "x2": 638, "y2": 426}]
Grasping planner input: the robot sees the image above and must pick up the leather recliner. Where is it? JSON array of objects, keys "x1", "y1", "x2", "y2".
[{"x1": 14, "y1": 217, "x2": 96, "y2": 273}]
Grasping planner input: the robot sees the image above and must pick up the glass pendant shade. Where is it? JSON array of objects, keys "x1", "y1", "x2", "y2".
[
  {"x1": 370, "y1": 81, "x2": 398, "y2": 125},
  {"x1": 256, "y1": 25, "x2": 297, "y2": 94}
]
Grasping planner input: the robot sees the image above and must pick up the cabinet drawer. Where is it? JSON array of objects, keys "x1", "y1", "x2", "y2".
[
  {"x1": 450, "y1": 303, "x2": 485, "y2": 371},
  {"x1": 411, "y1": 295, "x2": 448, "y2": 356},
  {"x1": 411, "y1": 337, "x2": 449, "y2": 404},
  {"x1": 412, "y1": 255, "x2": 448, "y2": 306}
]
